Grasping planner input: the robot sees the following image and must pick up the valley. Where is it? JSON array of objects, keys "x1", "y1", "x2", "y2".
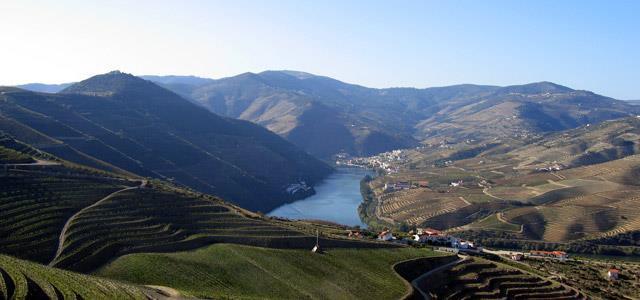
[{"x1": 4, "y1": 71, "x2": 640, "y2": 299}]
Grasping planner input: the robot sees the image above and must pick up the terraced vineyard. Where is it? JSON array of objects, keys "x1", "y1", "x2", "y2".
[
  {"x1": 0, "y1": 170, "x2": 131, "y2": 263},
  {"x1": 420, "y1": 257, "x2": 585, "y2": 299},
  {"x1": 50, "y1": 187, "x2": 313, "y2": 271},
  {"x1": 378, "y1": 189, "x2": 471, "y2": 225},
  {"x1": 0, "y1": 254, "x2": 147, "y2": 300}
]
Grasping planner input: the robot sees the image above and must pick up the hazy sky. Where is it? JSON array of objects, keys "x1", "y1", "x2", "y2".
[{"x1": 1, "y1": 0, "x2": 638, "y2": 99}]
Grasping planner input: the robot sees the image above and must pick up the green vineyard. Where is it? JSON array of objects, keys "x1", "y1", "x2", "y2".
[{"x1": 0, "y1": 254, "x2": 147, "y2": 300}]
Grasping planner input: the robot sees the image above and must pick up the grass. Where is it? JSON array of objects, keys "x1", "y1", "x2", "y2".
[
  {"x1": 0, "y1": 145, "x2": 33, "y2": 164},
  {"x1": 470, "y1": 213, "x2": 522, "y2": 232},
  {"x1": 0, "y1": 254, "x2": 146, "y2": 300},
  {"x1": 96, "y1": 244, "x2": 442, "y2": 299}
]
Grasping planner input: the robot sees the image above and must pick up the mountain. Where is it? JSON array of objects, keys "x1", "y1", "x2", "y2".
[
  {"x1": 148, "y1": 72, "x2": 640, "y2": 159},
  {"x1": 415, "y1": 82, "x2": 639, "y2": 144},
  {"x1": 0, "y1": 71, "x2": 332, "y2": 211},
  {"x1": 140, "y1": 75, "x2": 215, "y2": 100},
  {"x1": 507, "y1": 116, "x2": 640, "y2": 169},
  {"x1": 626, "y1": 100, "x2": 640, "y2": 106},
  {"x1": 16, "y1": 82, "x2": 73, "y2": 93}
]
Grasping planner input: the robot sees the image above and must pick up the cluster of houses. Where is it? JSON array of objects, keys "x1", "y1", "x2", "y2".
[
  {"x1": 335, "y1": 149, "x2": 408, "y2": 174},
  {"x1": 373, "y1": 227, "x2": 480, "y2": 252},
  {"x1": 536, "y1": 163, "x2": 564, "y2": 172},
  {"x1": 383, "y1": 180, "x2": 430, "y2": 192},
  {"x1": 412, "y1": 228, "x2": 479, "y2": 250}
]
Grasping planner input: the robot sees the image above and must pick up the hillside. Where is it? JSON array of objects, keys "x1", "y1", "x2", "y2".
[
  {"x1": 0, "y1": 143, "x2": 394, "y2": 273},
  {"x1": 0, "y1": 254, "x2": 148, "y2": 299},
  {"x1": 419, "y1": 256, "x2": 584, "y2": 299},
  {"x1": 1, "y1": 71, "x2": 333, "y2": 212},
  {"x1": 147, "y1": 72, "x2": 639, "y2": 159},
  {"x1": 507, "y1": 116, "x2": 640, "y2": 169},
  {"x1": 361, "y1": 117, "x2": 640, "y2": 246},
  {"x1": 96, "y1": 244, "x2": 444, "y2": 299}
]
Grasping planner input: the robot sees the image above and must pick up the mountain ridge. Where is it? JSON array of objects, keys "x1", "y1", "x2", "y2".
[
  {"x1": 15, "y1": 71, "x2": 640, "y2": 159},
  {"x1": 1, "y1": 72, "x2": 333, "y2": 211}
]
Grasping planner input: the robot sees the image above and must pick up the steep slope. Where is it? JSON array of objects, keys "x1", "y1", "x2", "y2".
[
  {"x1": 0, "y1": 254, "x2": 148, "y2": 299},
  {"x1": 0, "y1": 71, "x2": 332, "y2": 212},
  {"x1": 0, "y1": 142, "x2": 385, "y2": 273},
  {"x1": 175, "y1": 72, "x2": 425, "y2": 158},
  {"x1": 151, "y1": 72, "x2": 639, "y2": 159}
]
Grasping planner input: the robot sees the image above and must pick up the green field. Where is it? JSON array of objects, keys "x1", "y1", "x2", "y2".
[
  {"x1": 0, "y1": 254, "x2": 146, "y2": 300},
  {"x1": 96, "y1": 244, "x2": 443, "y2": 299},
  {"x1": 469, "y1": 213, "x2": 522, "y2": 232}
]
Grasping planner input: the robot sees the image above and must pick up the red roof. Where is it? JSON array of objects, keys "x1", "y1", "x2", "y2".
[{"x1": 609, "y1": 269, "x2": 620, "y2": 273}]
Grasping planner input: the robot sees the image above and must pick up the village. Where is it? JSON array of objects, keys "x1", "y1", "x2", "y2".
[{"x1": 335, "y1": 149, "x2": 411, "y2": 174}]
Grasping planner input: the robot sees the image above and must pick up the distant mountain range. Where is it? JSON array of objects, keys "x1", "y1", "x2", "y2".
[
  {"x1": 15, "y1": 71, "x2": 640, "y2": 160},
  {"x1": 626, "y1": 100, "x2": 640, "y2": 106},
  {"x1": 16, "y1": 82, "x2": 73, "y2": 93},
  {"x1": 3, "y1": 71, "x2": 332, "y2": 211},
  {"x1": 140, "y1": 72, "x2": 639, "y2": 158}
]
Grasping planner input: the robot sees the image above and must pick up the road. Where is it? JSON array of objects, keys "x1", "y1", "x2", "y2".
[
  {"x1": 1, "y1": 159, "x2": 61, "y2": 167},
  {"x1": 48, "y1": 180, "x2": 147, "y2": 266}
]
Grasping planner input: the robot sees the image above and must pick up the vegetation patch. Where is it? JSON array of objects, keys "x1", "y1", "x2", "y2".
[{"x1": 96, "y1": 244, "x2": 442, "y2": 300}]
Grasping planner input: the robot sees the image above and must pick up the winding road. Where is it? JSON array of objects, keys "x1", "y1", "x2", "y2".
[{"x1": 48, "y1": 180, "x2": 147, "y2": 266}]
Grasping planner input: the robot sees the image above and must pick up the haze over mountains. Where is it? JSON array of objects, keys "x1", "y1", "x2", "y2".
[
  {"x1": 135, "y1": 71, "x2": 638, "y2": 159},
  {"x1": 3, "y1": 71, "x2": 332, "y2": 212}
]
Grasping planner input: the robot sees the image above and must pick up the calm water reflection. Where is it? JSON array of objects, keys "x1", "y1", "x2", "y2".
[{"x1": 268, "y1": 168, "x2": 373, "y2": 227}]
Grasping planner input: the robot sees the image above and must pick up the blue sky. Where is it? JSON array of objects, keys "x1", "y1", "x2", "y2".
[{"x1": 0, "y1": 0, "x2": 638, "y2": 99}]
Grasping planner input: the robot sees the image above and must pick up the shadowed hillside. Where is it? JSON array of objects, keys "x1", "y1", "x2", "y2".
[{"x1": 1, "y1": 71, "x2": 333, "y2": 212}]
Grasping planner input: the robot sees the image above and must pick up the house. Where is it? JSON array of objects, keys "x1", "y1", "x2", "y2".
[
  {"x1": 384, "y1": 181, "x2": 412, "y2": 192},
  {"x1": 416, "y1": 228, "x2": 442, "y2": 235},
  {"x1": 378, "y1": 230, "x2": 394, "y2": 241},
  {"x1": 450, "y1": 180, "x2": 463, "y2": 187},
  {"x1": 607, "y1": 268, "x2": 620, "y2": 280},
  {"x1": 414, "y1": 228, "x2": 455, "y2": 245},
  {"x1": 453, "y1": 239, "x2": 475, "y2": 249},
  {"x1": 417, "y1": 181, "x2": 430, "y2": 188},
  {"x1": 511, "y1": 253, "x2": 524, "y2": 261}
]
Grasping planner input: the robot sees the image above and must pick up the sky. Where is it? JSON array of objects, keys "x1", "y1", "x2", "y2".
[{"x1": 0, "y1": 0, "x2": 638, "y2": 99}]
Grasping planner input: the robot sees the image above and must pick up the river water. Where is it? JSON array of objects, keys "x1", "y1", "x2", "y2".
[{"x1": 268, "y1": 168, "x2": 373, "y2": 227}]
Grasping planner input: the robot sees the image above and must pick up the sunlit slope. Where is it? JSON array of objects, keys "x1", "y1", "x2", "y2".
[
  {"x1": 96, "y1": 244, "x2": 443, "y2": 300},
  {"x1": 0, "y1": 254, "x2": 147, "y2": 300},
  {"x1": 497, "y1": 155, "x2": 640, "y2": 241}
]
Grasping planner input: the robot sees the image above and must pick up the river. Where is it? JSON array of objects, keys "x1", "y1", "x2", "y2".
[{"x1": 268, "y1": 167, "x2": 373, "y2": 227}]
